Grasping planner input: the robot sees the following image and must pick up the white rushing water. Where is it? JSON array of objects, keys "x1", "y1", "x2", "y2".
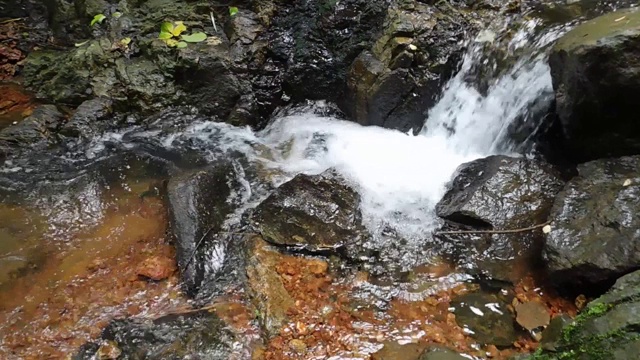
[{"x1": 158, "y1": 20, "x2": 568, "y2": 255}]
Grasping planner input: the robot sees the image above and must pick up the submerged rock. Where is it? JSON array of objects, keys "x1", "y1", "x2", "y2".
[
  {"x1": 549, "y1": 7, "x2": 640, "y2": 162},
  {"x1": 535, "y1": 269, "x2": 640, "y2": 359},
  {"x1": 75, "y1": 311, "x2": 235, "y2": 360},
  {"x1": 245, "y1": 236, "x2": 295, "y2": 338},
  {"x1": 450, "y1": 292, "x2": 518, "y2": 348},
  {"x1": 167, "y1": 162, "x2": 241, "y2": 297},
  {"x1": 435, "y1": 156, "x2": 564, "y2": 283},
  {"x1": 419, "y1": 346, "x2": 469, "y2": 360},
  {"x1": 544, "y1": 156, "x2": 640, "y2": 288},
  {"x1": 252, "y1": 169, "x2": 367, "y2": 254}
]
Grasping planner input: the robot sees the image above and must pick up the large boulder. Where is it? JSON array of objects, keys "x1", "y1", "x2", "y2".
[
  {"x1": 534, "y1": 269, "x2": 640, "y2": 360},
  {"x1": 74, "y1": 310, "x2": 236, "y2": 360},
  {"x1": 252, "y1": 169, "x2": 368, "y2": 254},
  {"x1": 166, "y1": 162, "x2": 242, "y2": 298},
  {"x1": 549, "y1": 7, "x2": 640, "y2": 162},
  {"x1": 435, "y1": 155, "x2": 565, "y2": 283},
  {"x1": 544, "y1": 156, "x2": 640, "y2": 288}
]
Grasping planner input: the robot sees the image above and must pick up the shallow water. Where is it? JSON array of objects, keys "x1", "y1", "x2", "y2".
[
  {"x1": 0, "y1": 162, "x2": 190, "y2": 358},
  {"x1": 0, "y1": 8, "x2": 579, "y2": 359}
]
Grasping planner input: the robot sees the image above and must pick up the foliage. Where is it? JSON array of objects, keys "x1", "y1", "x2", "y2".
[
  {"x1": 229, "y1": 7, "x2": 239, "y2": 16},
  {"x1": 90, "y1": 14, "x2": 106, "y2": 27},
  {"x1": 158, "y1": 21, "x2": 207, "y2": 48}
]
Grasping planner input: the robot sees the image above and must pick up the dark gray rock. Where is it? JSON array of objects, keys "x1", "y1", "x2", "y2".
[
  {"x1": 60, "y1": 98, "x2": 113, "y2": 138},
  {"x1": 435, "y1": 155, "x2": 564, "y2": 283},
  {"x1": 549, "y1": 7, "x2": 640, "y2": 162},
  {"x1": 252, "y1": 169, "x2": 367, "y2": 254},
  {"x1": 75, "y1": 310, "x2": 235, "y2": 360},
  {"x1": 535, "y1": 269, "x2": 640, "y2": 359},
  {"x1": 0, "y1": 105, "x2": 63, "y2": 158},
  {"x1": 344, "y1": 0, "x2": 497, "y2": 132},
  {"x1": 167, "y1": 162, "x2": 242, "y2": 298},
  {"x1": 544, "y1": 156, "x2": 640, "y2": 288},
  {"x1": 450, "y1": 292, "x2": 518, "y2": 348}
]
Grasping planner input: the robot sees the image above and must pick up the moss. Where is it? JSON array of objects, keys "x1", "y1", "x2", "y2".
[{"x1": 531, "y1": 302, "x2": 623, "y2": 359}]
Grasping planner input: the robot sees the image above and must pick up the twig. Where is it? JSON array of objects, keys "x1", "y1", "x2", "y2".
[
  {"x1": 149, "y1": 304, "x2": 219, "y2": 320},
  {"x1": 435, "y1": 221, "x2": 550, "y2": 236},
  {"x1": 0, "y1": 18, "x2": 24, "y2": 24},
  {"x1": 210, "y1": 12, "x2": 217, "y2": 32}
]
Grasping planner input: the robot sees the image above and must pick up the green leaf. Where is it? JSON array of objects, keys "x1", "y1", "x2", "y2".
[
  {"x1": 165, "y1": 38, "x2": 178, "y2": 47},
  {"x1": 161, "y1": 21, "x2": 174, "y2": 34},
  {"x1": 120, "y1": 37, "x2": 132, "y2": 46},
  {"x1": 176, "y1": 41, "x2": 187, "y2": 48},
  {"x1": 90, "y1": 14, "x2": 106, "y2": 26},
  {"x1": 158, "y1": 31, "x2": 173, "y2": 40},
  {"x1": 181, "y1": 32, "x2": 207, "y2": 43},
  {"x1": 112, "y1": 11, "x2": 122, "y2": 19},
  {"x1": 229, "y1": 6, "x2": 238, "y2": 16},
  {"x1": 74, "y1": 40, "x2": 90, "y2": 47},
  {"x1": 171, "y1": 21, "x2": 187, "y2": 36}
]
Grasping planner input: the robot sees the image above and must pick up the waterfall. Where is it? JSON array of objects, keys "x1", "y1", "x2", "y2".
[{"x1": 135, "y1": 18, "x2": 572, "y2": 270}]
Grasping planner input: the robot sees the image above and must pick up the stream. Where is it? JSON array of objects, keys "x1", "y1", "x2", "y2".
[{"x1": 0, "y1": 8, "x2": 578, "y2": 360}]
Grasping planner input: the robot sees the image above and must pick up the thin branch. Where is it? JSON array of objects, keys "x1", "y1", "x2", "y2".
[
  {"x1": 210, "y1": 12, "x2": 217, "y2": 32},
  {"x1": 149, "y1": 304, "x2": 219, "y2": 319},
  {"x1": 0, "y1": 18, "x2": 24, "y2": 24},
  {"x1": 435, "y1": 221, "x2": 550, "y2": 236}
]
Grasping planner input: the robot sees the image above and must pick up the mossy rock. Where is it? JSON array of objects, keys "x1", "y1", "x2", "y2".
[{"x1": 532, "y1": 270, "x2": 640, "y2": 359}]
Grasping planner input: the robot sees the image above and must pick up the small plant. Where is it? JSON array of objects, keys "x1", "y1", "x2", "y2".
[
  {"x1": 158, "y1": 21, "x2": 207, "y2": 48},
  {"x1": 229, "y1": 7, "x2": 239, "y2": 16},
  {"x1": 90, "y1": 14, "x2": 106, "y2": 26}
]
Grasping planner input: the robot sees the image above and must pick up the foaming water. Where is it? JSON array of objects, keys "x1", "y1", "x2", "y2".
[{"x1": 152, "y1": 20, "x2": 570, "y2": 261}]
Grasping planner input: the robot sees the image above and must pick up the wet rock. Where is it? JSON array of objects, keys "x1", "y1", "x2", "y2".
[
  {"x1": 21, "y1": 0, "x2": 260, "y2": 123},
  {"x1": 0, "y1": 104, "x2": 63, "y2": 158},
  {"x1": 544, "y1": 156, "x2": 640, "y2": 288},
  {"x1": 252, "y1": 169, "x2": 367, "y2": 254},
  {"x1": 540, "y1": 314, "x2": 573, "y2": 351},
  {"x1": 260, "y1": 0, "x2": 388, "y2": 112},
  {"x1": 76, "y1": 310, "x2": 235, "y2": 359},
  {"x1": 418, "y1": 346, "x2": 468, "y2": 360},
  {"x1": 535, "y1": 269, "x2": 640, "y2": 359},
  {"x1": 167, "y1": 162, "x2": 241, "y2": 297},
  {"x1": 245, "y1": 236, "x2": 295, "y2": 338},
  {"x1": 514, "y1": 301, "x2": 550, "y2": 331},
  {"x1": 435, "y1": 156, "x2": 564, "y2": 283},
  {"x1": 372, "y1": 342, "x2": 425, "y2": 360},
  {"x1": 96, "y1": 340, "x2": 121, "y2": 360},
  {"x1": 549, "y1": 7, "x2": 640, "y2": 162},
  {"x1": 345, "y1": 1, "x2": 495, "y2": 132},
  {"x1": 60, "y1": 98, "x2": 113, "y2": 138},
  {"x1": 137, "y1": 256, "x2": 175, "y2": 281},
  {"x1": 450, "y1": 292, "x2": 518, "y2": 348}
]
